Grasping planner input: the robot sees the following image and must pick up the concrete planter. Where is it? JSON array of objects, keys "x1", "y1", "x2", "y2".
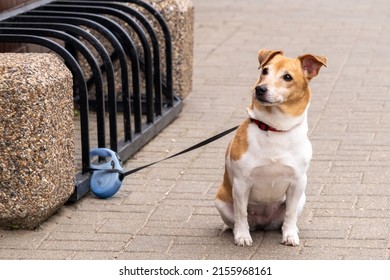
[{"x1": 0, "y1": 53, "x2": 75, "y2": 229}]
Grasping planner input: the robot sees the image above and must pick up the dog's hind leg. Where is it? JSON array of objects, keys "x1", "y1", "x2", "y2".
[
  {"x1": 215, "y1": 167, "x2": 235, "y2": 229},
  {"x1": 215, "y1": 198, "x2": 234, "y2": 229}
]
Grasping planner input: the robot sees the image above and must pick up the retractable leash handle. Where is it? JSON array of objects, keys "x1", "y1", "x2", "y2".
[{"x1": 89, "y1": 148, "x2": 124, "y2": 199}]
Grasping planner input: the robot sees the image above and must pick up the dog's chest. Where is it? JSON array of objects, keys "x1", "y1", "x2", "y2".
[
  {"x1": 245, "y1": 128, "x2": 309, "y2": 204},
  {"x1": 248, "y1": 162, "x2": 294, "y2": 204}
]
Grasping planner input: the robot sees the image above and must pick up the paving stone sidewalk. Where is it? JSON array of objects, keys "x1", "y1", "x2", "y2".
[{"x1": 1, "y1": 0, "x2": 390, "y2": 260}]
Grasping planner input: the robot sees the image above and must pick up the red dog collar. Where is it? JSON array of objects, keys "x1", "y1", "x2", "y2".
[{"x1": 250, "y1": 118, "x2": 287, "y2": 132}]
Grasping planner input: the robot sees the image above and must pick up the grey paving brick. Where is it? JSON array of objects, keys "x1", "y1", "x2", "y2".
[
  {"x1": 52, "y1": 224, "x2": 101, "y2": 234},
  {"x1": 121, "y1": 192, "x2": 165, "y2": 206},
  {"x1": 174, "y1": 235, "x2": 231, "y2": 246},
  {"x1": 0, "y1": 249, "x2": 73, "y2": 260},
  {"x1": 47, "y1": 232, "x2": 131, "y2": 243},
  {"x1": 182, "y1": 214, "x2": 222, "y2": 230},
  {"x1": 370, "y1": 150, "x2": 390, "y2": 161},
  {"x1": 0, "y1": 230, "x2": 48, "y2": 250},
  {"x1": 121, "y1": 178, "x2": 176, "y2": 194},
  {"x1": 322, "y1": 184, "x2": 390, "y2": 196},
  {"x1": 356, "y1": 196, "x2": 390, "y2": 210},
  {"x1": 38, "y1": 240, "x2": 125, "y2": 252},
  {"x1": 162, "y1": 193, "x2": 215, "y2": 207},
  {"x1": 97, "y1": 215, "x2": 149, "y2": 235},
  {"x1": 117, "y1": 251, "x2": 206, "y2": 260},
  {"x1": 146, "y1": 167, "x2": 185, "y2": 181},
  {"x1": 143, "y1": 220, "x2": 183, "y2": 230},
  {"x1": 193, "y1": 207, "x2": 219, "y2": 216},
  {"x1": 149, "y1": 205, "x2": 194, "y2": 223},
  {"x1": 301, "y1": 247, "x2": 386, "y2": 260},
  {"x1": 305, "y1": 182, "x2": 325, "y2": 196},
  {"x1": 75, "y1": 203, "x2": 154, "y2": 214},
  {"x1": 299, "y1": 228, "x2": 348, "y2": 240},
  {"x1": 304, "y1": 238, "x2": 387, "y2": 249},
  {"x1": 314, "y1": 209, "x2": 390, "y2": 219},
  {"x1": 137, "y1": 227, "x2": 220, "y2": 238},
  {"x1": 305, "y1": 200, "x2": 356, "y2": 210},
  {"x1": 363, "y1": 170, "x2": 390, "y2": 184},
  {"x1": 350, "y1": 224, "x2": 390, "y2": 240},
  {"x1": 72, "y1": 251, "x2": 118, "y2": 260},
  {"x1": 310, "y1": 216, "x2": 390, "y2": 228},
  {"x1": 125, "y1": 235, "x2": 173, "y2": 253},
  {"x1": 171, "y1": 180, "x2": 213, "y2": 194}
]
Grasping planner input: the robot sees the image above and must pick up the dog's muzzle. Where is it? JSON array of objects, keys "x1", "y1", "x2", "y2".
[{"x1": 255, "y1": 84, "x2": 269, "y2": 103}]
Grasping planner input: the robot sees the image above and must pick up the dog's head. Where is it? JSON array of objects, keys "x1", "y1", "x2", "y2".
[{"x1": 252, "y1": 49, "x2": 327, "y2": 117}]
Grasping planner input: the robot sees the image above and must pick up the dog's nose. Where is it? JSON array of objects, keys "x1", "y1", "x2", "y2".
[{"x1": 255, "y1": 84, "x2": 268, "y2": 98}]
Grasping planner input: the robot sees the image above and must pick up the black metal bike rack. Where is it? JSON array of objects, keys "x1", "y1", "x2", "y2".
[{"x1": 0, "y1": 0, "x2": 183, "y2": 202}]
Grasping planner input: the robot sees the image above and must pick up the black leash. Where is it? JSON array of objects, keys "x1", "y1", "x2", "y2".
[{"x1": 91, "y1": 125, "x2": 239, "y2": 180}]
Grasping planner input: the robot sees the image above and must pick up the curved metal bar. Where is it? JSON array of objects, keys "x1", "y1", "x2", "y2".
[
  {"x1": 110, "y1": 0, "x2": 174, "y2": 106},
  {"x1": 105, "y1": 2, "x2": 164, "y2": 115},
  {"x1": 56, "y1": 0, "x2": 163, "y2": 116},
  {"x1": 0, "y1": 21, "x2": 115, "y2": 149},
  {"x1": 28, "y1": 10, "x2": 142, "y2": 147},
  {"x1": 50, "y1": 2, "x2": 156, "y2": 122},
  {"x1": 0, "y1": 27, "x2": 104, "y2": 117},
  {"x1": 13, "y1": 14, "x2": 134, "y2": 139},
  {"x1": 0, "y1": 34, "x2": 90, "y2": 173},
  {"x1": 0, "y1": 27, "x2": 103, "y2": 105},
  {"x1": 64, "y1": 0, "x2": 174, "y2": 106}
]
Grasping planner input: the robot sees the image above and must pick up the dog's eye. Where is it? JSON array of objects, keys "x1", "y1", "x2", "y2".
[
  {"x1": 262, "y1": 68, "x2": 269, "y2": 75},
  {"x1": 283, "y1": 74, "x2": 293, "y2": 82}
]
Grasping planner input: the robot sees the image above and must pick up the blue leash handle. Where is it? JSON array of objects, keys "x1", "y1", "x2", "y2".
[{"x1": 89, "y1": 148, "x2": 124, "y2": 199}]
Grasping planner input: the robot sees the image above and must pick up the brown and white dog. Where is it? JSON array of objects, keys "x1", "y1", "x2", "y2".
[{"x1": 215, "y1": 49, "x2": 327, "y2": 246}]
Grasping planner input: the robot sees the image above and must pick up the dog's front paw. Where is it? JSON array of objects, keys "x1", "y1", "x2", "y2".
[
  {"x1": 234, "y1": 234, "x2": 253, "y2": 247},
  {"x1": 234, "y1": 230, "x2": 253, "y2": 246},
  {"x1": 281, "y1": 228, "x2": 300, "y2": 246}
]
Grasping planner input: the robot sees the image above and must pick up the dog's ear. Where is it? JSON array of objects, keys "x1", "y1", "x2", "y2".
[
  {"x1": 298, "y1": 54, "x2": 327, "y2": 79},
  {"x1": 258, "y1": 49, "x2": 283, "y2": 69}
]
